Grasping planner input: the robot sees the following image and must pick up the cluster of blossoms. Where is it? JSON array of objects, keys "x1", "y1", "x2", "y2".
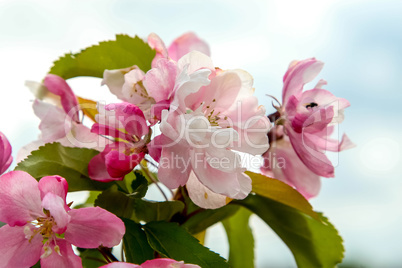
[{"x1": 0, "y1": 32, "x2": 352, "y2": 267}]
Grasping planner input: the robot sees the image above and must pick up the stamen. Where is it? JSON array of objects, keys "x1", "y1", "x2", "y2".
[
  {"x1": 41, "y1": 246, "x2": 52, "y2": 258},
  {"x1": 54, "y1": 245, "x2": 62, "y2": 256}
]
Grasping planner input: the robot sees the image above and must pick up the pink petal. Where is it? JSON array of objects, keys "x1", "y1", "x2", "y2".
[
  {"x1": 159, "y1": 109, "x2": 182, "y2": 141},
  {"x1": 168, "y1": 32, "x2": 211, "y2": 62},
  {"x1": 282, "y1": 58, "x2": 324, "y2": 105},
  {"x1": 190, "y1": 150, "x2": 250, "y2": 199},
  {"x1": 121, "y1": 68, "x2": 151, "y2": 107},
  {"x1": 303, "y1": 132, "x2": 355, "y2": 153},
  {"x1": 232, "y1": 122, "x2": 270, "y2": 155},
  {"x1": 100, "y1": 262, "x2": 141, "y2": 268},
  {"x1": 38, "y1": 176, "x2": 68, "y2": 201},
  {"x1": 65, "y1": 207, "x2": 125, "y2": 248},
  {"x1": 0, "y1": 225, "x2": 43, "y2": 268},
  {"x1": 102, "y1": 66, "x2": 138, "y2": 101},
  {"x1": 300, "y1": 88, "x2": 350, "y2": 111},
  {"x1": 339, "y1": 134, "x2": 355, "y2": 151},
  {"x1": 149, "y1": 100, "x2": 170, "y2": 124},
  {"x1": 147, "y1": 134, "x2": 174, "y2": 164},
  {"x1": 143, "y1": 58, "x2": 177, "y2": 102},
  {"x1": 59, "y1": 123, "x2": 111, "y2": 151},
  {"x1": 0, "y1": 131, "x2": 12, "y2": 174},
  {"x1": 286, "y1": 125, "x2": 334, "y2": 178},
  {"x1": 192, "y1": 70, "x2": 244, "y2": 113},
  {"x1": 0, "y1": 171, "x2": 43, "y2": 226},
  {"x1": 142, "y1": 258, "x2": 200, "y2": 268},
  {"x1": 33, "y1": 100, "x2": 72, "y2": 143},
  {"x1": 291, "y1": 106, "x2": 334, "y2": 134},
  {"x1": 44, "y1": 74, "x2": 79, "y2": 123},
  {"x1": 158, "y1": 142, "x2": 191, "y2": 189},
  {"x1": 264, "y1": 139, "x2": 321, "y2": 199},
  {"x1": 40, "y1": 239, "x2": 82, "y2": 268},
  {"x1": 42, "y1": 193, "x2": 70, "y2": 234},
  {"x1": 148, "y1": 33, "x2": 169, "y2": 67},
  {"x1": 88, "y1": 147, "x2": 124, "y2": 182},
  {"x1": 104, "y1": 149, "x2": 145, "y2": 178},
  {"x1": 186, "y1": 171, "x2": 228, "y2": 209},
  {"x1": 105, "y1": 103, "x2": 148, "y2": 138},
  {"x1": 147, "y1": 135, "x2": 163, "y2": 163},
  {"x1": 16, "y1": 139, "x2": 44, "y2": 164},
  {"x1": 171, "y1": 66, "x2": 212, "y2": 113},
  {"x1": 176, "y1": 50, "x2": 214, "y2": 76}
]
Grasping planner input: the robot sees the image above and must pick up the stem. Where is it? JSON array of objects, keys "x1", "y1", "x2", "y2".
[
  {"x1": 97, "y1": 248, "x2": 111, "y2": 263},
  {"x1": 98, "y1": 246, "x2": 118, "y2": 263},
  {"x1": 140, "y1": 163, "x2": 169, "y2": 201},
  {"x1": 121, "y1": 242, "x2": 126, "y2": 262},
  {"x1": 144, "y1": 156, "x2": 159, "y2": 169},
  {"x1": 267, "y1": 111, "x2": 281, "y2": 122},
  {"x1": 184, "y1": 208, "x2": 205, "y2": 223}
]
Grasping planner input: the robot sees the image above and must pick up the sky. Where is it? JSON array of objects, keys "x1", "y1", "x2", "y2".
[{"x1": 1, "y1": 0, "x2": 402, "y2": 267}]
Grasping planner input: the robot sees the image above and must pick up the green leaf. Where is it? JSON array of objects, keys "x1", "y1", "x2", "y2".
[
  {"x1": 222, "y1": 207, "x2": 254, "y2": 268},
  {"x1": 95, "y1": 185, "x2": 137, "y2": 220},
  {"x1": 115, "y1": 170, "x2": 148, "y2": 196},
  {"x1": 95, "y1": 185, "x2": 184, "y2": 223},
  {"x1": 15, "y1": 143, "x2": 115, "y2": 191},
  {"x1": 235, "y1": 194, "x2": 344, "y2": 268},
  {"x1": 181, "y1": 205, "x2": 239, "y2": 234},
  {"x1": 135, "y1": 199, "x2": 185, "y2": 223},
  {"x1": 144, "y1": 221, "x2": 229, "y2": 268},
  {"x1": 49, "y1": 34, "x2": 155, "y2": 79},
  {"x1": 73, "y1": 191, "x2": 101, "y2": 209},
  {"x1": 78, "y1": 248, "x2": 108, "y2": 268},
  {"x1": 122, "y1": 218, "x2": 154, "y2": 264},
  {"x1": 130, "y1": 170, "x2": 149, "y2": 198},
  {"x1": 247, "y1": 171, "x2": 319, "y2": 220}
]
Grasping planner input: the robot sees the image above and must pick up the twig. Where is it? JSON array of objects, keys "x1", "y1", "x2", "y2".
[{"x1": 140, "y1": 163, "x2": 169, "y2": 201}]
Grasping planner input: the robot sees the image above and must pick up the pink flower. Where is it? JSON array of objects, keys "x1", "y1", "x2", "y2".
[
  {"x1": 263, "y1": 58, "x2": 354, "y2": 198},
  {"x1": 281, "y1": 58, "x2": 354, "y2": 177},
  {"x1": 0, "y1": 132, "x2": 12, "y2": 175},
  {"x1": 156, "y1": 53, "x2": 270, "y2": 209},
  {"x1": 0, "y1": 171, "x2": 125, "y2": 268},
  {"x1": 102, "y1": 33, "x2": 211, "y2": 124},
  {"x1": 19, "y1": 75, "x2": 108, "y2": 162},
  {"x1": 88, "y1": 103, "x2": 149, "y2": 182},
  {"x1": 100, "y1": 259, "x2": 200, "y2": 268},
  {"x1": 43, "y1": 74, "x2": 80, "y2": 123}
]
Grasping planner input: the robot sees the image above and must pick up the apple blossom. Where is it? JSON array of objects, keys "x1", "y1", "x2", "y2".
[
  {"x1": 0, "y1": 132, "x2": 12, "y2": 175},
  {"x1": 156, "y1": 52, "x2": 270, "y2": 209},
  {"x1": 19, "y1": 75, "x2": 108, "y2": 162},
  {"x1": 102, "y1": 33, "x2": 211, "y2": 123},
  {"x1": 280, "y1": 58, "x2": 354, "y2": 177},
  {"x1": 0, "y1": 171, "x2": 125, "y2": 268},
  {"x1": 88, "y1": 102, "x2": 149, "y2": 182},
  {"x1": 263, "y1": 58, "x2": 354, "y2": 198}
]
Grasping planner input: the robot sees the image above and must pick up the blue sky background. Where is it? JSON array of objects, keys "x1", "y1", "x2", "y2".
[{"x1": 1, "y1": 0, "x2": 401, "y2": 267}]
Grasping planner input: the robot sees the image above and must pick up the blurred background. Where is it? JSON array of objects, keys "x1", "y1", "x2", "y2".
[{"x1": 1, "y1": 0, "x2": 401, "y2": 267}]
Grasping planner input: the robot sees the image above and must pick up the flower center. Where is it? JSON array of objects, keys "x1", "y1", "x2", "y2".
[
  {"x1": 25, "y1": 214, "x2": 63, "y2": 258},
  {"x1": 197, "y1": 99, "x2": 230, "y2": 128},
  {"x1": 27, "y1": 214, "x2": 57, "y2": 242}
]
